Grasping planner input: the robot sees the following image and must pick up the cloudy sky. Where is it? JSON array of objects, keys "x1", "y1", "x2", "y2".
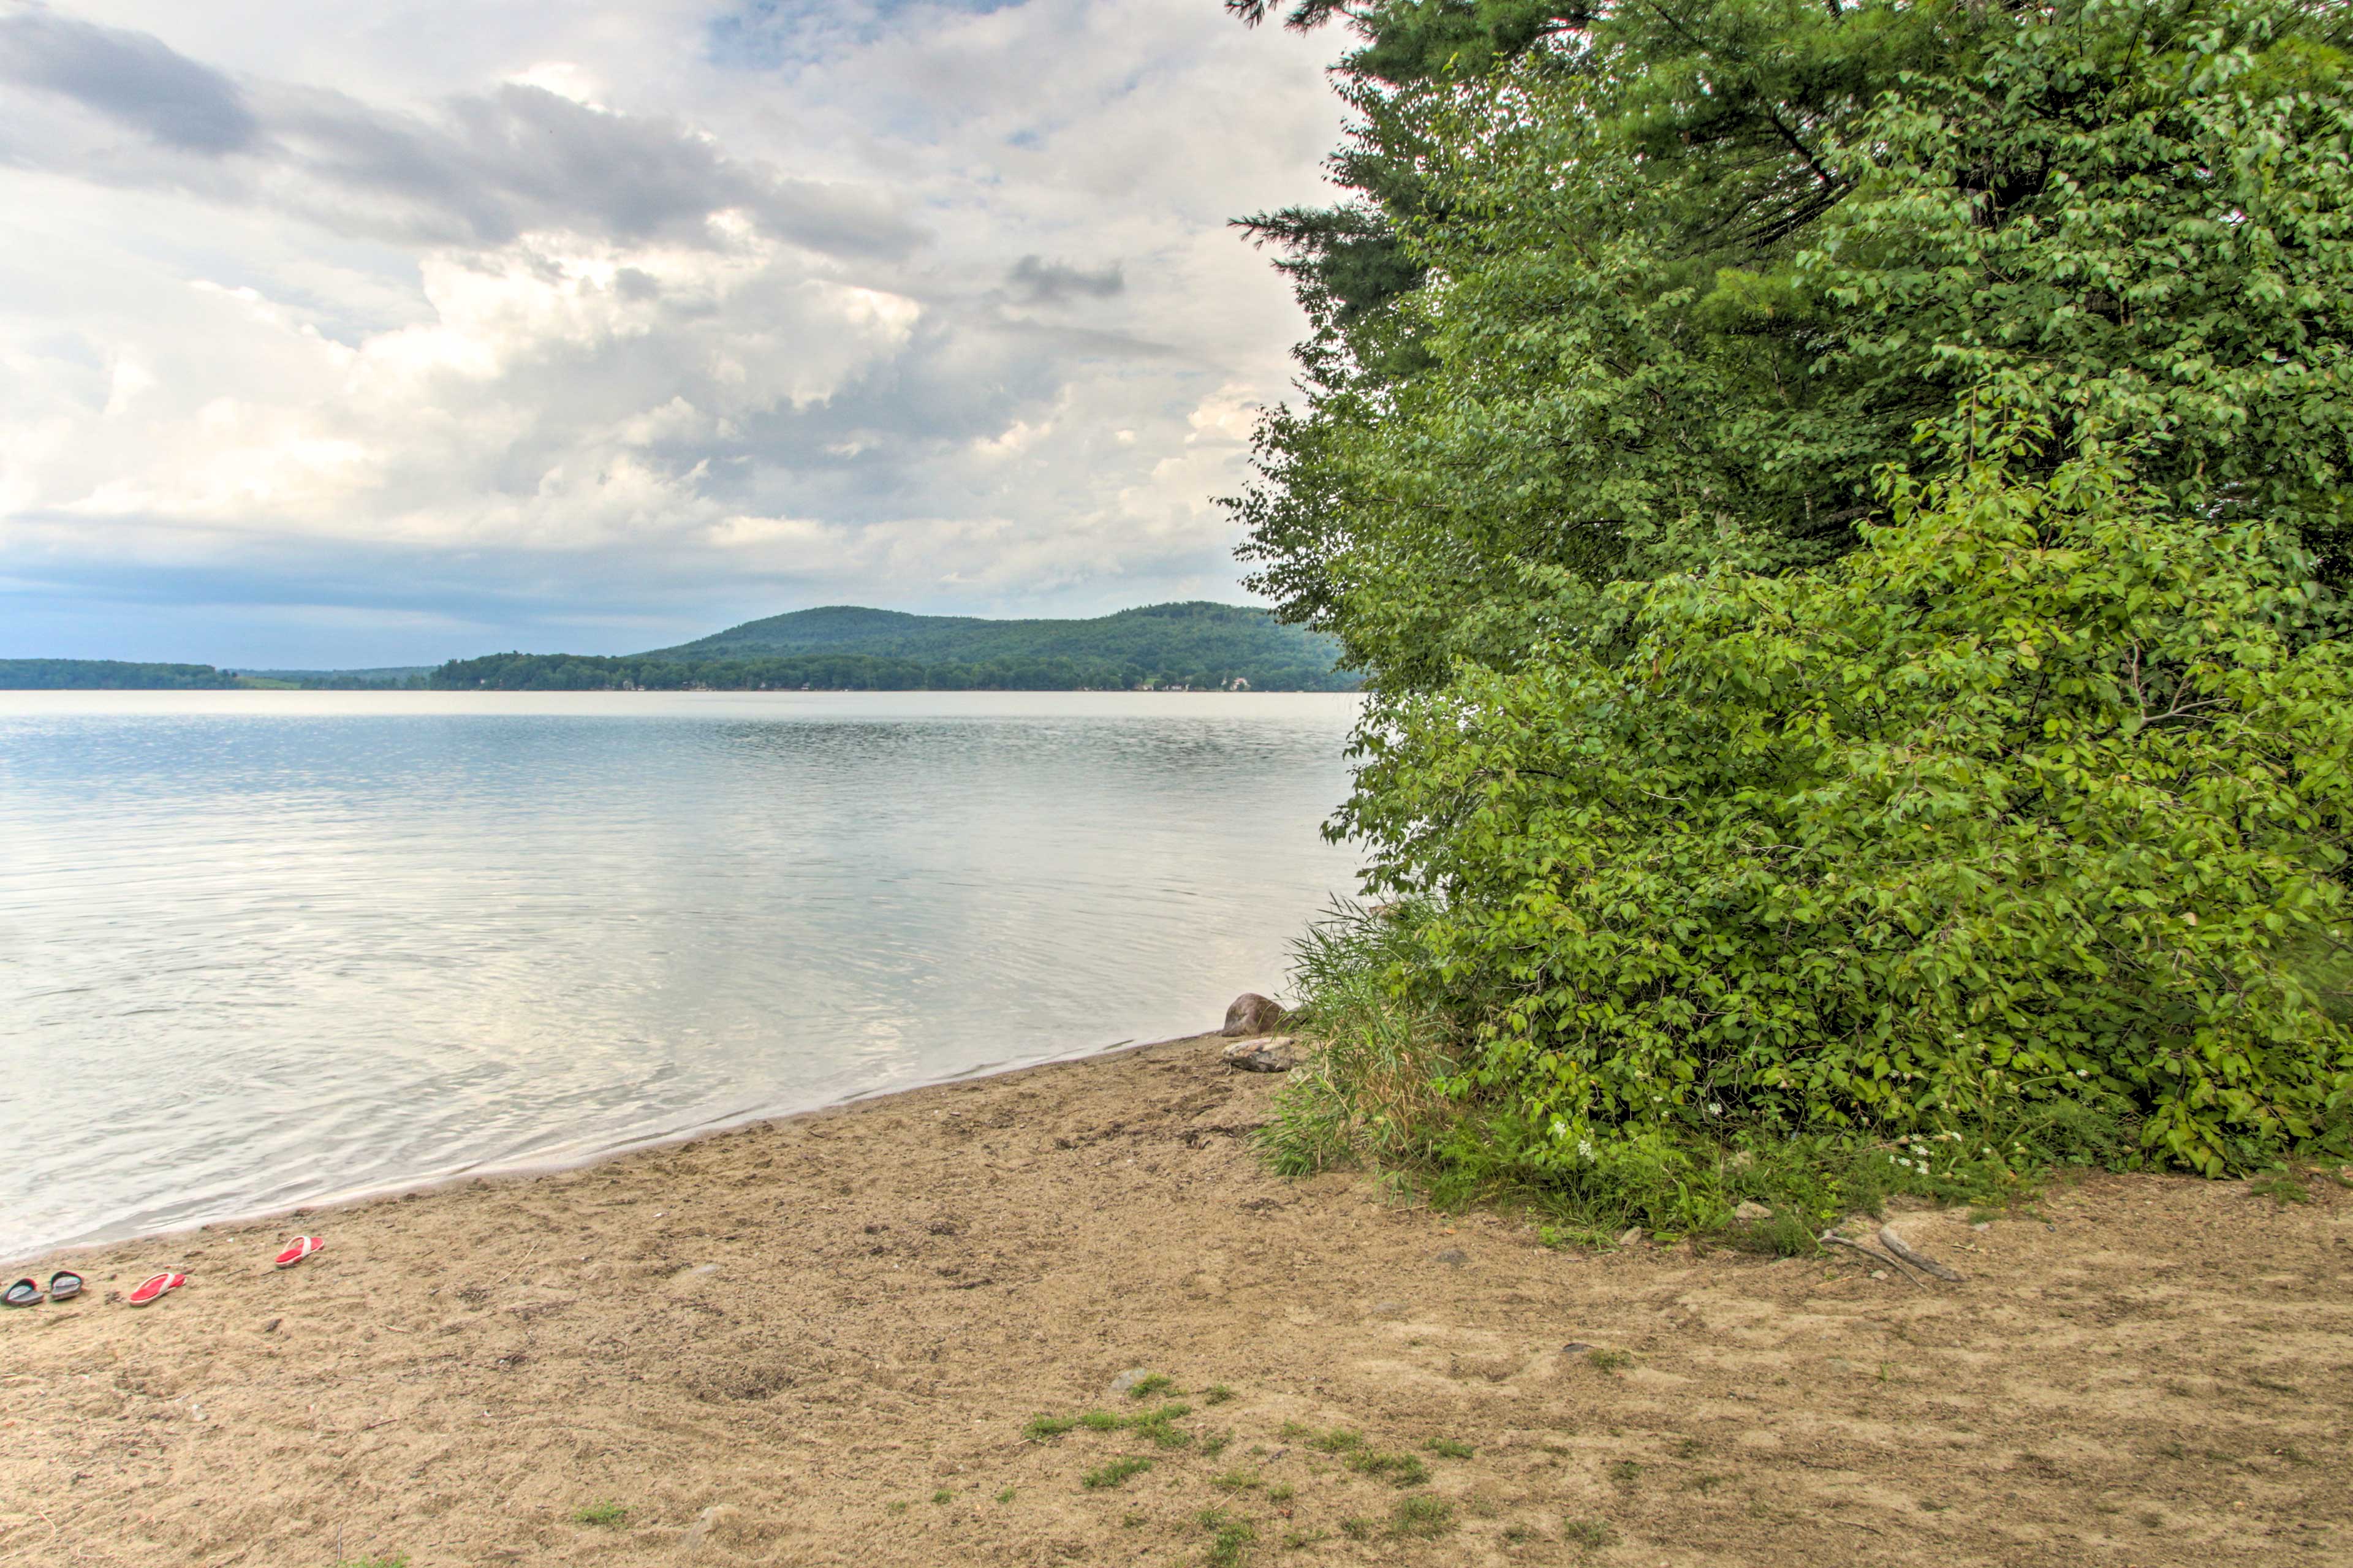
[{"x1": 0, "y1": 0, "x2": 1343, "y2": 667}]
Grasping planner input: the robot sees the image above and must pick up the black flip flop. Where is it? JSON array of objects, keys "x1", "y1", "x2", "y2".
[
  {"x1": 3, "y1": 1277, "x2": 42, "y2": 1308},
  {"x1": 47, "y1": 1270, "x2": 83, "y2": 1303}
]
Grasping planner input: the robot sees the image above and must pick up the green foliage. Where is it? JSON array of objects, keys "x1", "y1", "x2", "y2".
[
  {"x1": 572, "y1": 1502, "x2": 628, "y2": 1527},
  {"x1": 1124, "y1": 1374, "x2": 1176, "y2": 1401},
  {"x1": 1024, "y1": 1415, "x2": 1081, "y2": 1440},
  {"x1": 1236, "y1": 0, "x2": 2353, "y2": 704},
  {"x1": 1351, "y1": 428, "x2": 2353, "y2": 1176}
]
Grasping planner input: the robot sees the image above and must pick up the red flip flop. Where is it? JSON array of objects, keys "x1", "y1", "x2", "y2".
[
  {"x1": 126, "y1": 1271, "x2": 186, "y2": 1308},
  {"x1": 273, "y1": 1236, "x2": 325, "y2": 1269}
]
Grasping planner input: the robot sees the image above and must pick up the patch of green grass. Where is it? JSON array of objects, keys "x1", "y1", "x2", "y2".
[
  {"x1": 2249, "y1": 1171, "x2": 2313, "y2": 1206},
  {"x1": 1564, "y1": 1519, "x2": 1617, "y2": 1548},
  {"x1": 1121, "y1": 1513, "x2": 1146, "y2": 1528},
  {"x1": 1080, "y1": 1409, "x2": 1124, "y2": 1431},
  {"x1": 1267, "y1": 1482, "x2": 1295, "y2": 1502},
  {"x1": 1199, "y1": 1507, "x2": 1257, "y2": 1567},
  {"x1": 1607, "y1": 1460, "x2": 1643, "y2": 1486},
  {"x1": 1338, "y1": 1517, "x2": 1375, "y2": 1541},
  {"x1": 1425, "y1": 1437, "x2": 1474, "y2": 1459},
  {"x1": 1126, "y1": 1373, "x2": 1176, "y2": 1400},
  {"x1": 885, "y1": 1501, "x2": 909, "y2": 1516},
  {"x1": 1213, "y1": 1469, "x2": 1263, "y2": 1491},
  {"x1": 1203, "y1": 1383, "x2": 1237, "y2": 1405},
  {"x1": 1390, "y1": 1495, "x2": 1453, "y2": 1539},
  {"x1": 994, "y1": 1487, "x2": 1015, "y2": 1504},
  {"x1": 1346, "y1": 1450, "x2": 1430, "y2": 1488},
  {"x1": 1588, "y1": 1349, "x2": 1632, "y2": 1373},
  {"x1": 1083, "y1": 1456, "x2": 1154, "y2": 1490},
  {"x1": 1277, "y1": 1420, "x2": 1312, "y2": 1441},
  {"x1": 1280, "y1": 1529, "x2": 1324, "y2": 1550},
  {"x1": 1307, "y1": 1427, "x2": 1362, "y2": 1454},
  {"x1": 1023, "y1": 1414, "x2": 1080, "y2": 1441},
  {"x1": 334, "y1": 1558, "x2": 409, "y2": 1568},
  {"x1": 931, "y1": 1489, "x2": 952, "y2": 1504},
  {"x1": 572, "y1": 1502, "x2": 628, "y2": 1528},
  {"x1": 1201, "y1": 1432, "x2": 1232, "y2": 1458},
  {"x1": 1134, "y1": 1411, "x2": 1196, "y2": 1450}
]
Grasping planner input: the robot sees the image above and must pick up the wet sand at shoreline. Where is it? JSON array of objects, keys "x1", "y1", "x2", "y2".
[{"x1": 1, "y1": 1031, "x2": 2347, "y2": 1567}]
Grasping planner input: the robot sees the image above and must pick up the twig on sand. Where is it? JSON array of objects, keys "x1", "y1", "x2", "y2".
[
  {"x1": 1820, "y1": 1233, "x2": 1927, "y2": 1289},
  {"x1": 1877, "y1": 1225, "x2": 1965, "y2": 1282}
]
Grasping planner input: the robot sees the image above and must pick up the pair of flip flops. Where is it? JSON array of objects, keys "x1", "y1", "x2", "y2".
[
  {"x1": 4, "y1": 1271, "x2": 85, "y2": 1307},
  {"x1": 4, "y1": 1235, "x2": 321, "y2": 1313}
]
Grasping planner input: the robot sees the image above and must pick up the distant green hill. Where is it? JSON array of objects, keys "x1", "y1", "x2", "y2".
[
  {"x1": 0, "y1": 659, "x2": 242, "y2": 689},
  {"x1": 434, "y1": 602, "x2": 1354, "y2": 692}
]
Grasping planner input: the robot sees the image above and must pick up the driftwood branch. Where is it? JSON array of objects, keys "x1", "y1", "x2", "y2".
[
  {"x1": 1819, "y1": 1233, "x2": 1926, "y2": 1289},
  {"x1": 1877, "y1": 1226, "x2": 1966, "y2": 1282}
]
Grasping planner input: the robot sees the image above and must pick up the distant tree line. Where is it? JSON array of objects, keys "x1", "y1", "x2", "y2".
[
  {"x1": 0, "y1": 659, "x2": 243, "y2": 689},
  {"x1": 428, "y1": 650, "x2": 1354, "y2": 692}
]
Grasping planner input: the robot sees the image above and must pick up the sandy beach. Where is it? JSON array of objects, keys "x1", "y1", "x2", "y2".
[{"x1": 2, "y1": 1031, "x2": 2348, "y2": 1567}]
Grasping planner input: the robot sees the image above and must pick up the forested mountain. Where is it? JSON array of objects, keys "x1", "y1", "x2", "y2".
[{"x1": 435, "y1": 602, "x2": 1354, "y2": 691}]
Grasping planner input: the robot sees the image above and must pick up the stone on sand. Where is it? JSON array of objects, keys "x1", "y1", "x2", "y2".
[
  {"x1": 1219, "y1": 1035, "x2": 1298, "y2": 1072},
  {"x1": 1221, "y1": 993, "x2": 1286, "y2": 1037}
]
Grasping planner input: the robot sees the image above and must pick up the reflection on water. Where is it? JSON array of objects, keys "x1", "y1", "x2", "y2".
[{"x1": 0, "y1": 691, "x2": 1362, "y2": 1260}]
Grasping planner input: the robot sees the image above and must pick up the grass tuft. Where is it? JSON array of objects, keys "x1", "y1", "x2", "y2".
[
  {"x1": 572, "y1": 1502, "x2": 627, "y2": 1528},
  {"x1": 1023, "y1": 1414, "x2": 1080, "y2": 1441},
  {"x1": 1425, "y1": 1437, "x2": 1474, "y2": 1459},
  {"x1": 1346, "y1": 1450, "x2": 1430, "y2": 1488},
  {"x1": 1199, "y1": 1507, "x2": 1257, "y2": 1566},
  {"x1": 1082, "y1": 1456, "x2": 1154, "y2": 1490},
  {"x1": 1126, "y1": 1373, "x2": 1176, "y2": 1400},
  {"x1": 1390, "y1": 1494, "x2": 1454, "y2": 1539}
]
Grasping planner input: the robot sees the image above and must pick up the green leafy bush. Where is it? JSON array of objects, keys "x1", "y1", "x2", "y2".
[{"x1": 1344, "y1": 423, "x2": 2352, "y2": 1178}]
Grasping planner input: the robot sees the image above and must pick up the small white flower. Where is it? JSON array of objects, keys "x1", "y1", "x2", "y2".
[{"x1": 1577, "y1": 1138, "x2": 1597, "y2": 1161}]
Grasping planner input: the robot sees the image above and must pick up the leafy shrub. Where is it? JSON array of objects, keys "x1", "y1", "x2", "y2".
[{"x1": 1339, "y1": 423, "x2": 2353, "y2": 1178}]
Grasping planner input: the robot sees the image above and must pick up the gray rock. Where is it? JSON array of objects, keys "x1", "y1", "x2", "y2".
[
  {"x1": 1732, "y1": 1200, "x2": 1773, "y2": 1222},
  {"x1": 1220, "y1": 1036, "x2": 1298, "y2": 1073},
  {"x1": 1221, "y1": 993, "x2": 1287, "y2": 1037},
  {"x1": 1110, "y1": 1367, "x2": 1153, "y2": 1395},
  {"x1": 1615, "y1": 1227, "x2": 1645, "y2": 1248},
  {"x1": 1368, "y1": 1300, "x2": 1407, "y2": 1319},
  {"x1": 1434, "y1": 1248, "x2": 1468, "y2": 1267}
]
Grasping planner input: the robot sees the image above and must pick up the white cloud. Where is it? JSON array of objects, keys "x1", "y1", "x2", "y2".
[{"x1": 0, "y1": 0, "x2": 1344, "y2": 665}]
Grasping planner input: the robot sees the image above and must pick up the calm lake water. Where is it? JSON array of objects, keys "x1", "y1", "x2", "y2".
[{"x1": 0, "y1": 691, "x2": 1362, "y2": 1262}]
